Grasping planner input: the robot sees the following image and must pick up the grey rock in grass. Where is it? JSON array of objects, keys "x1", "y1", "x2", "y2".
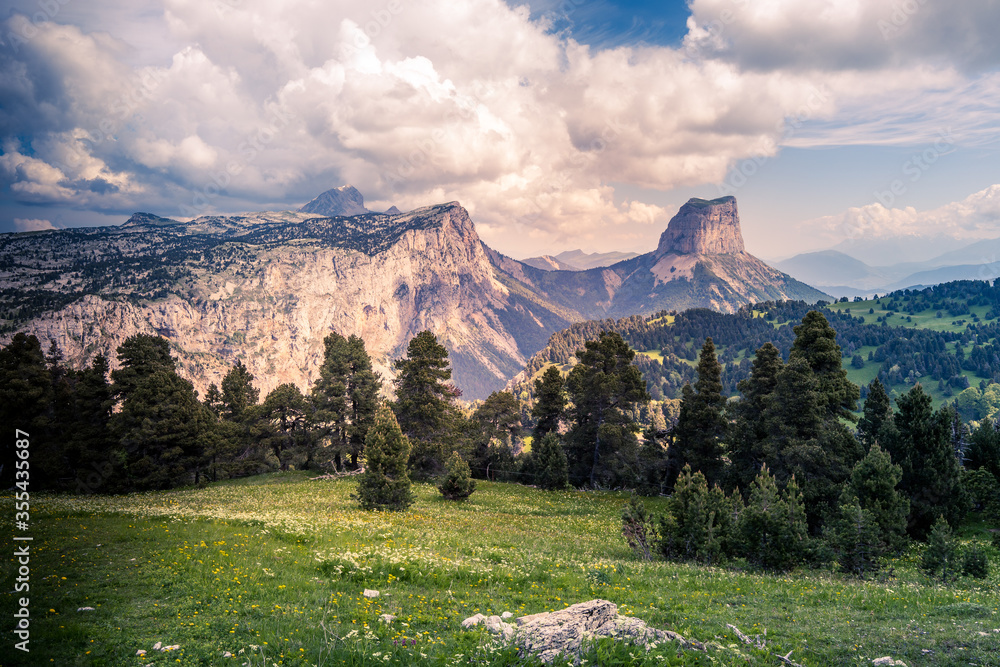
[
  {"x1": 77, "y1": 607, "x2": 95, "y2": 612},
  {"x1": 872, "y1": 658, "x2": 906, "y2": 666},
  {"x1": 462, "y1": 613, "x2": 486, "y2": 628},
  {"x1": 469, "y1": 599, "x2": 702, "y2": 664},
  {"x1": 363, "y1": 589, "x2": 380, "y2": 598}
]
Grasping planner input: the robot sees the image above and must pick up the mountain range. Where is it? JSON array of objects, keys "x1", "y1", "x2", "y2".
[
  {"x1": 0, "y1": 190, "x2": 823, "y2": 399},
  {"x1": 774, "y1": 237, "x2": 1000, "y2": 297}
]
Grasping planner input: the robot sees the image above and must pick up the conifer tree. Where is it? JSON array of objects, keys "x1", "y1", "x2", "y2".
[
  {"x1": 221, "y1": 359, "x2": 259, "y2": 422},
  {"x1": 825, "y1": 497, "x2": 884, "y2": 577},
  {"x1": 668, "y1": 338, "x2": 727, "y2": 488},
  {"x1": 110, "y1": 335, "x2": 215, "y2": 489},
  {"x1": 393, "y1": 330, "x2": 462, "y2": 479},
  {"x1": 657, "y1": 464, "x2": 733, "y2": 564},
  {"x1": 532, "y1": 365, "x2": 566, "y2": 440},
  {"x1": 565, "y1": 331, "x2": 650, "y2": 488},
  {"x1": 470, "y1": 391, "x2": 521, "y2": 481},
  {"x1": 258, "y1": 383, "x2": 311, "y2": 470},
  {"x1": 968, "y1": 420, "x2": 1000, "y2": 483},
  {"x1": 313, "y1": 333, "x2": 381, "y2": 469},
  {"x1": 790, "y1": 310, "x2": 860, "y2": 419},
  {"x1": 728, "y1": 342, "x2": 783, "y2": 494},
  {"x1": 857, "y1": 377, "x2": 893, "y2": 451},
  {"x1": 886, "y1": 384, "x2": 966, "y2": 539},
  {"x1": 844, "y1": 444, "x2": 909, "y2": 552},
  {"x1": 921, "y1": 515, "x2": 959, "y2": 580},
  {"x1": 439, "y1": 451, "x2": 476, "y2": 500},
  {"x1": 734, "y1": 465, "x2": 809, "y2": 571},
  {"x1": 534, "y1": 433, "x2": 570, "y2": 491},
  {"x1": 356, "y1": 404, "x2": 414, "y2": 511},
  {"x1": 1, "y1": 334, "x2": 53, "y2": 487}
]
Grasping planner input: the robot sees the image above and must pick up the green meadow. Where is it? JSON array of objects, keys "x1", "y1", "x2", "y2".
[{"x1": 4, "y1": 473, "x2": 999, "y2": 666}]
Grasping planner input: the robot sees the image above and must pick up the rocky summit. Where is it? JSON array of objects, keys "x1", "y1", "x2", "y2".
[
  {"x1": 656, "y1": 196, "x2": 744, "y2": 256},
  {"x1": 0, "y1": 191, "x2": 825, "y2": 398}
]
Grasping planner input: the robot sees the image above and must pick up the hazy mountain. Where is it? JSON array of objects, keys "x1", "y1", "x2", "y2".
[
  {"x1": 521, "y1": 255, "x2": 578, "y2": 271},
  {"x1": 773, "y1": 250, "x2": 890, "y2": 291},
  {"x1": 299, "y1": 184, "x2": 369, "y2": 217},
  {"x1": 1, "y1": 193, "x2": 824, "y2": 399},
  {"x1": 520, "y1": 249, "x2": 641, "y2": 271},
  {"x1": 833, "y1": 234, "x2": 970, "y2": 265},
  {"x1": 779, "y1": 235, "x2": 1000, "y2": 296}
]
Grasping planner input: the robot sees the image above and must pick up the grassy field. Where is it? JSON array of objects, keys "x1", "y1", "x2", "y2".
[{"x1": 4, "y1": 474, "x2": 999, "y2": 666}]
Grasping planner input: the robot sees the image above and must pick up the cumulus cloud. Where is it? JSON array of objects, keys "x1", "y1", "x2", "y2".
[
  {"x1": 804, "y1": 184, "x2": 1000, "y2": 245},
  {"x1": 13, "y1": 218, "x2": 57, "y2": 232},
  {"x1": 1, "y1": 0, "x2": 998, "y2": 253}
]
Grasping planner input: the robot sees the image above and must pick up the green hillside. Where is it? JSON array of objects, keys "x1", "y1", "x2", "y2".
[
  {"x1": 511, "y1": 279, "x2": 1000, "y2": 414},
  {"x1": 11, "y1": 473, "x2": 999, "y2": 666}
]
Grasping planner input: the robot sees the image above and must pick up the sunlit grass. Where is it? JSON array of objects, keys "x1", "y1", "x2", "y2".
[{"x1": 3, "y1": 473, "x2": 998, "y2": 665}]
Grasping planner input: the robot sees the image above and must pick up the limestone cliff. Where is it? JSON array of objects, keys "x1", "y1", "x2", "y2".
[
  {"x1": 0, "y1": 203, "x2": 570, "y2": 400},
  {"x1": 656, "y1": 196, "x2": 744, "y2": 256},
  {"x1": 0, "y1": 193, "x2": 825, "y2": 400}
]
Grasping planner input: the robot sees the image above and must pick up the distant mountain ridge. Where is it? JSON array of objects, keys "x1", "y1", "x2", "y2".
[
  {"x1": 521, "y1": 249, "x2": 641, "y2": 271},
  {"x1": 1, "y1": 191, "x2": 825, "y2": 398},
  {"x1": 776, "y1": 236, "x2": 1000, "y2": 297}
]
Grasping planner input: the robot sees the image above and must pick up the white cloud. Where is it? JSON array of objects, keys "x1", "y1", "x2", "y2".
[
  {"x1": 804, "y1": 184, "x2": 1000, "y2": 245},
  {"x1": 1, "y1": 1, "x2": 999, "y2": 253},
  {"x1": 13, "y1": 218, "x2": 57, "y2": 232}
]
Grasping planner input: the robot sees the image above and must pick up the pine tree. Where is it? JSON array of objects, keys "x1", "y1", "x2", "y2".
[
  {"x1": 470, "y1": 391, "x2": 521, "y2": 481},
  {"x1": 110, "y1": 335, "x2": 215, "y2": 490},
  {"x1": 789, "y1": 310, "x2": 860, "y2": 419},
  {"x1": 0, "y1": 334, "x2": 52, "y2": 488},
  {"x1": 668, "y1": 338, "x2": 727, "y2": 488},
  {"x1": 439, "y1": 451, "x2": 476, "y2": 500},
  {"x1": 532, "y1": 365, "x2": 566, "y2": 440},
  {"x1": 534, "y1": 433, "x2": 570, "y2": 491},
  {"x1": 221, "y1": 359, "x2": 259, "y2": 421},
  {"x1": 356, "y1": 404, "x2": 414, "y2": 511},
  {"x1": 393, "y1": 331, "x2": 462, "y2": 479},
  {"x1": 734, "y1": 466, "x2": 810, "y2": 571},
  {"x1": 657, "y1": 464, "x2": 733, "y2": 564},
  {"x1": 67, "y1": 354, "x2": 118, "y2": 492},
  {"x1": 857, "y1": 377, "x2": 893, "y2": 451},
  {"x1": 112, "y1": 369, "x2": 216, "y2": 490},
  {"x1": 258, "y1": 384, "x2": 311, "y2": 471},
  {"x1": 728, "y1": 342, "x2": 783, "y2": 494},
  {"x1": 845, "y1": 444, "x2": 909, "y2": 553},
  {"x1": 313, "y1": 333, "x2": 381, "y2": 470},
  {"x1": 921, "y1": 516, "x2": 959, "y2": 580},
  {"x1": 825, "y1": 497, "x2": 884, "y2": 578},
  {"x1": 886, "y1": 384, "x2": 966, "y2": 539},
  {"x1": 968, "y1": 420, "x2": 1000, "y2": 484},
  {"x1": 565, "y1": 331, "x2": 650, "y2": 488}
]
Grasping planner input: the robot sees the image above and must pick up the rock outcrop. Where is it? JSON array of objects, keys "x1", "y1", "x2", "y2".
[
  {"x1": 299, "y1": 185, "x2": 369, "y2": 217},
  {"x1": 463, "y1": 599, "x2": 703, "y2": 664},
  {"x1": 1, "y1": 190, "x2": 825, "y2": 399},
  {"x1": 656, "y1": 196, "x2": 744, "y2": 256}
]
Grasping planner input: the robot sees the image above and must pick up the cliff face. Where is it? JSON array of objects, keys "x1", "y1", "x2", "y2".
[
  {"x1": 0, "y1": 203, "x2": 570, "y2": 400},
  {"x1": 0, "y1": 194, "x2": 825, "y2": 399},
  {"x1": 656, "y1": 196, "x2": 745, "y2": 256}
]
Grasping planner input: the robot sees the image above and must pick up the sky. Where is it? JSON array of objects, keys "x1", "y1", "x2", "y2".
[{"x1": 2, "y1": 0, "x2": 1000, "y2": 260}]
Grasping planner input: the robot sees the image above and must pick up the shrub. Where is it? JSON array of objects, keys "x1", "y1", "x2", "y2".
[
  {"x1": 438, "y1": 451, "x2": 476, "y2": 500},
  {"x1": 621, "y1": 495, "x2": 655, "y2": 561},
  {"x1": 962, "y1": 545, "x2": 990, "y2": 579},
  {"x1": 824, "y1": 496, "x2": 885, "y2": 578}
]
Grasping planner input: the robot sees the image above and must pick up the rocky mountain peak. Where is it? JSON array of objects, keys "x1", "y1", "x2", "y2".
[
  {"x1": 655, "y1": 196, "x2": 745, "y2": 257},
  {"x1": 299, "y1": 184, "x2": 369, "y2": 217}
]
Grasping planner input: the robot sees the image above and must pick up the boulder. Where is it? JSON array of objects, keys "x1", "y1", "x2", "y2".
[{"x1": 467, "y1": 599, "x2": 702, "y2": 664}]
